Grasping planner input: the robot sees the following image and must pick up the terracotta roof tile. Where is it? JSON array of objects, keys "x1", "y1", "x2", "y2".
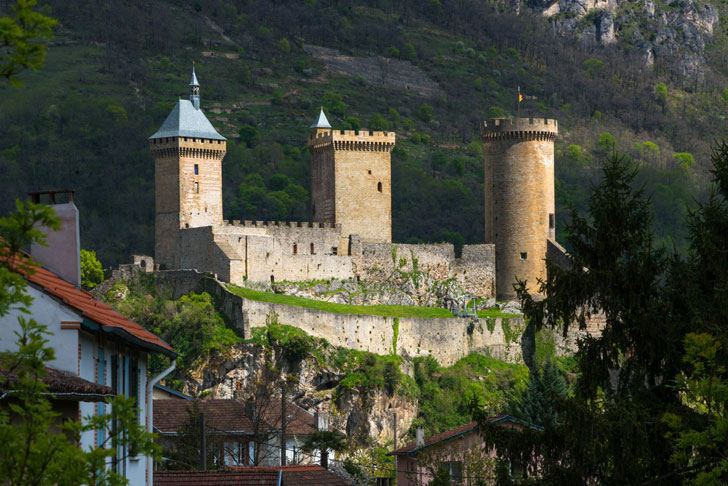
[
  {"x1": 391, "y1": 415, "x2": 534, "y2": 455},
  {"x1": 154, "y1": 465, "x2": 349, "y2": 486},
  {"x1": 1, "y1": 365, "x2": 114, "y2": 402},
  {"x1": 6, "y1": 252, "x2": 174, "y2": 357},
  {"x1": 154, "y1": 399, "x2": 326, "y2": 436},
  {"x1": 155, "y1": 399, "x2": 255, "y2": 434}
]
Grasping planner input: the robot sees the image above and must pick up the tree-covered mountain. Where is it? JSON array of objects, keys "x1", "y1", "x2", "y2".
[{"x1": 2, "y1": 0, "x2": 725, "y2": 265}]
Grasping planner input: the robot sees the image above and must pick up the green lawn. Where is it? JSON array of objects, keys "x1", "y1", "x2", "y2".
[{"x1": 227, "y1": 283, "x2": 517, "y2": 319}]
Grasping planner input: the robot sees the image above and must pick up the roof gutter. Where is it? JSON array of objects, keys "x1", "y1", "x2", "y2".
[
  {"x1": 405, "y1": 426, "x2": 479, "y2": 457},
  {"x1": 81, "y1": 319, "x2": 176, "y2": 358},
  {"x1": 146, "y1": 359, "x2": 176, "y2": 486}
]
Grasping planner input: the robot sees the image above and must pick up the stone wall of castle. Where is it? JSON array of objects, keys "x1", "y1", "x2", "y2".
[
  {"x1": 238, "y1": 297, "x2": 524, "y2": 365},
  {"x1": 176, "y1": 223, "x2": 496, "y2": 297},
  {"x1": 153, "y1": 269, "x2": 524, "y2": 365},
  {"x1": 172, "y1": 217, "x2": 567, "y2": 303},
  {"x1": 355, "y1": 243, "x2": 496, "y2": 298}
]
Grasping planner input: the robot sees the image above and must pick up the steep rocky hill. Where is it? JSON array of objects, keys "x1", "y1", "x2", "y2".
[{"x1": 2, "y1": 0, "x2": 726, "y2": 264}]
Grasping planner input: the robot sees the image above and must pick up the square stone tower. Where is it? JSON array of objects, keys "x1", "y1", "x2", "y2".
[
  {"x1": 307, "y1": 109, "x2": 395, "y2": 245},
  {"x1": 149, "y1": 67, "x2": 227, "y2": 269}
]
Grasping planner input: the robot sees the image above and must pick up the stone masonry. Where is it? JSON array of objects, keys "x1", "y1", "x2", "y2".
[
  {"x1": 481, "y1": 118, "x2": 558, "y2": 300},
  {"x1": 309, "y1": 126, "x2": 395, "y2": 245}
]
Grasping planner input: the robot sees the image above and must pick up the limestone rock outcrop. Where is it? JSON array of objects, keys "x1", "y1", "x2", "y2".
[
  {"x1": 184, "y1": 341, "x2": 418, "y2": 446},
  {"x1": 527, "y1": 0, "x2": 719, "y2": 80}
]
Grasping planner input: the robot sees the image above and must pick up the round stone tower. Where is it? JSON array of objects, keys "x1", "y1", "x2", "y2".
[{"x1": 481, "y1": 117, "x2": 558, "y2": 300}]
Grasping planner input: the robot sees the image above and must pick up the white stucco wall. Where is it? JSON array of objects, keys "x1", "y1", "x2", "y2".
[{"x1": 0, "y1": 285, "x2": 80, "y2": 374}]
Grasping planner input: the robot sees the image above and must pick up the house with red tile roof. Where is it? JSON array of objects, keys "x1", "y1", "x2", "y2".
[
  {"x1": 154, "y1": 464, "x2": 349, "y2": 486},
  {"x1": 154, "y1": 398, "x2": 333, "y2": 467},
  {"x1": 0, "y1": 191, "x2": 177, "y2": 486},
  {"x1": 390, "y1": 416, "x2": 540, "y2": 486}
]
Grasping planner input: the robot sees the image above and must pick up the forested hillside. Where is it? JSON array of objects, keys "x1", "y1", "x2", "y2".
[{"x1": 2, "y1": 0, "x2": 726, "y2": 265}]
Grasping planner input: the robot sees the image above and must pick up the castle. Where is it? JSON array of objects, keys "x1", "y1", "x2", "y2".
[{"x1": 149, "y1": 69, "x2": 565, "y2": 300}]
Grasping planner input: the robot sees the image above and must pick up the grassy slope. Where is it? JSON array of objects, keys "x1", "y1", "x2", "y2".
[{"x1": 227, "y1": 283, "x2": 516, "y2": 318}]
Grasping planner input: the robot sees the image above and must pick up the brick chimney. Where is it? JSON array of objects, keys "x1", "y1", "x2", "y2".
[
  {"x1": 416, "y1": 427, "x2": 425, "y2": 448},
  {"x1": 29, "y1": 190, "x2": 81, "y2": 288},
  {"x1": 314, "y1": 406, "x2": 329, "y2": 431}
]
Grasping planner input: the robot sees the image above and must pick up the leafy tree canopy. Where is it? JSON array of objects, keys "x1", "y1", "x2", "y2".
[{"x1": 0, "y1": 0, "x2": 56, "y2": 86}]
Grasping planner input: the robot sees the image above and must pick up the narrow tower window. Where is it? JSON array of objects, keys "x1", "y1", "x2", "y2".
[
  {"x1": 293, "y1": 243, "x2": 298, "y2": 255},
  {"x1": 520, "y1": 252, "x2": 528, "y2": 260},
  {"x1": 549, "y1": 213, "x2": 555, "y2": 228},
  {"x1": 194, "y1": 164, "x2": 199, "y2": 175},
  {"x1": 194, "y1": 181, "x2": 199, "y2": 193},
  {"x1": 377, "y1": 182, "x2": 382, "y2": 192},
  {"x1": 310, "y1": 243, "x2": 315, "y2": 254}
]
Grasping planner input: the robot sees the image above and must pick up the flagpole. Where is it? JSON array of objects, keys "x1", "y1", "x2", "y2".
[{"x1": 517, "y1": 86, "x2": 521, "y2": 117}]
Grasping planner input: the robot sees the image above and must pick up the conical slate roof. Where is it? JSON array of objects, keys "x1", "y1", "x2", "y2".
[
  {"x1": 149, "y1": 99, "x2": 226, "y2": 140},
  {"x1": 310, "y1": 108, "x2": 331, "y2": 129},
  {"x1": 189, "y1": 66, "x2": 200, "y2": 87}
]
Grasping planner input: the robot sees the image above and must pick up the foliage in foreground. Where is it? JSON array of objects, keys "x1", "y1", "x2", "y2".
[
  {"x1": 0, "y1": 200, "x2": 159, "y2": 486},
  {"x1": 1, "y1": 322, "x2": 161, "y2": 486},
  {"x1": 477, "y1": 149, "x2": 728, "y2": 484},
  {"x1": 104, "y1": 276, "x2": 241, "y2": 378}
]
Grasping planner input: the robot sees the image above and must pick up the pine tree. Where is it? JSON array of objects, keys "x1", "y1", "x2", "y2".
[
  {"x1": 507, "y1": 360, "x2": 568, "y2": 428},
  {"x1": 478, "y1": 153, "x2": 683, "y2": 484}
]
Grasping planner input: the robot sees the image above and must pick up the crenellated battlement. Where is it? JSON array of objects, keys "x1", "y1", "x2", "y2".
[
  {"x1": 481, "y1": 117, "x2": 558, "y2": 142},
  {"x1": 308, "y1": 129, "x2": 396, "y2": 152},
  {"x1": 221, "y1": 219, "x2": 342, "y2": 231},
  {"x1": 150, "y1": 136, "x2": 227, "y2": 159}
]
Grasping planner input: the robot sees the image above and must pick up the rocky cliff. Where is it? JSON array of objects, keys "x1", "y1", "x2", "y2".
[
  {"x1": 526, "y1": 0, "x2": 719, "y2": 79},
  {"x1": 184, "y1": 336, "x2": 418, "y2": 447}
]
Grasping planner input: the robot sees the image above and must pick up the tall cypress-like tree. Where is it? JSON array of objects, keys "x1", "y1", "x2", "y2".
[{"x1": 477, "y1": 153, "x2": 686, "y2": 484}]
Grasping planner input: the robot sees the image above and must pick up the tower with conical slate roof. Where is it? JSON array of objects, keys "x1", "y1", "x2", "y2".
[
  {"x1": 307, "y1": 108, "x2": 395, "y2": 245},
  {"x1": 149, "y1": 66, "x2": 227, "y2": 269}
]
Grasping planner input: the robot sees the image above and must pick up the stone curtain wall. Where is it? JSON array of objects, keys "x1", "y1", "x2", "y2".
[
  {"x1": 357, "y1": 243, "x2": 496, "y2": 297},
  {"x1": 239, "y1": 298, "x2": 525, "y2": 365},
  {"x1": 156, "y1": 270, "x2": 518, "y2": 366},
  {"x1": 177, "y1": 226, "x2": 495, "y2": 297}
]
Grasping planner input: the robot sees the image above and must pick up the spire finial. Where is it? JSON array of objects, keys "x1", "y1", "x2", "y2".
[{"x1": 189, "y1": 62, "x2": 200, "y2": 109}]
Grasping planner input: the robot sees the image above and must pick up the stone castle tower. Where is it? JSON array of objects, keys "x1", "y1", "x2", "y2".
[
  {"x1": 149, "y1": 67, "x2": 227, "y2": 269},
  {"x1": 308, "y1": 109, "x2": 395, "y2": 245},
  {"x1": 481, "y1": 118, "x2": 558, "y2": 300}
]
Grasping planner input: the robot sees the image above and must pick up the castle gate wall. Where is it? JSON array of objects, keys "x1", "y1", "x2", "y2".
[{"x1": 179, "y1": 226, "x2": 216, "y2": 273}]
